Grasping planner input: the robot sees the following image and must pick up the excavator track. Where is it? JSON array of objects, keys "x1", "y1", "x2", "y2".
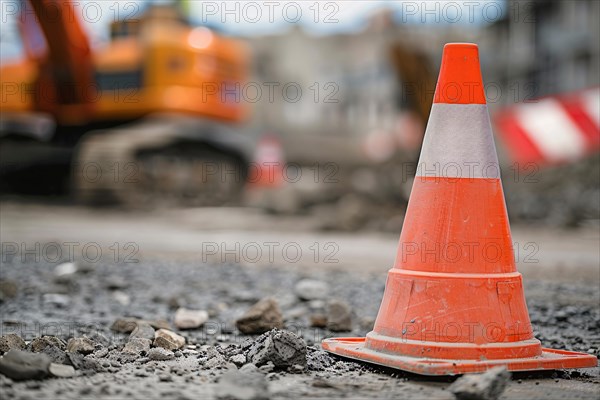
[{"x1": 73, "y1": 116, "x2": 249, "y2": 208}]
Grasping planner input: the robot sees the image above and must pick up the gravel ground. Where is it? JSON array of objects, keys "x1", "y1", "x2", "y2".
[{"x1": 1, "y1": 256, "x2": 599, "y2": 400}]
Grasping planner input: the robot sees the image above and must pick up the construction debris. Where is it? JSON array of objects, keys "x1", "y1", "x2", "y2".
[
  {"x1": 309, "y1": 314, "x2": 328, "y2": 328},
  {"x1": 110, "y1": 318, "x2": 171, "y2": 333},
  {"x1": 0, "y1": 334, "x2": 26, "y2": 354},
  {"x1": 174, "y1": 308, "x2": 209, "y2": 330},
  {"x1": 147, "y1": 347, "x2": 175, "y2": 361},
  {"x1": 66, "y1": 337, "x2": 95, "y2": 355},
  {"x1": 30, "y1": 336, "x2": 66, "y2": 352},
  {"x1": 326, "y1": 300, "x2": 352, "y2": 332},
  {"x1": 244, "y1": 329, "x2": 307, "y2": 369},
  {"x1": 294, "y1": 279, "x2": 330, "y2": 301},
  {"x1": 0, "y1": 226, "x2": 597, "y2": 398},
  {"x1": 42, "y1": 293, "x2": 70, "y2": 308},
  {"x1": 236, "y1": 298, "x2": 284, "y2": 334},
  {"x1": 0, "y1": 280, "x2": 18, "y2": 301},
  {"x1": 129, "y1": 322, "x2": 155, "y2": 341},
  {"x1": 122, "y1": 338, "x2": 151, "y2": 355},
  {"x1": 53, "y1": 262, "x2": 78, "y2": 283},
  {"x1": 0, "y1": 350, "x2": 51, "y2": 381},
  {"x1": 153, "y1": 329, "x2": 185, "y2": 351},
  {"x1": 48, "y1": 363, "x2": 76, "y2": 378},
  {"x1": 449, "y1": 367, "x2": 511, "y2": 400}
]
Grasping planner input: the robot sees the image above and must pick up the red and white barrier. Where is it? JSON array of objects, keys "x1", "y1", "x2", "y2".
[{"x1": 495, "y1": 87, "x2": 600, "y2": 166}]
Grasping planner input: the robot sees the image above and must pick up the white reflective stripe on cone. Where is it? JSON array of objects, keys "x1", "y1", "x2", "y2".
[{"x1": 416, "y1": 103, "x2": 499, "y2": 179}]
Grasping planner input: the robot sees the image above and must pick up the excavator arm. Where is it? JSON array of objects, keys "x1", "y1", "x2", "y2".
[{"x1": 21, "y1": 0, "x2": 95, "y2": 124}]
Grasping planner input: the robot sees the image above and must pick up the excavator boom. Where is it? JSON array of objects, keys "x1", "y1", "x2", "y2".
[{"x1": 22, "y1": 0, "x2": 95, "y2": 124}]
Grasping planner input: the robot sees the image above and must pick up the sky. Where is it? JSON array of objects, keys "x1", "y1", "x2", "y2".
[{"x1": 0, "y1": 0, "x2": 506, "y2": 61}]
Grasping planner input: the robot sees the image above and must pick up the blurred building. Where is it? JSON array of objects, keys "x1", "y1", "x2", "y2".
[
  {"x1": 482, "y1": 0, "x2": 600, "y2": 108},
  {"x1": 246, "y1": 10, "x2": 462, "y2": 167},
  {"x1": 245, "y1": 5, "x2": 592, "y2": 167}
]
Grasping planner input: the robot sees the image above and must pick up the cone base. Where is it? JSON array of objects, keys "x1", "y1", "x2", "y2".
[{"x1": 322, "y1": 337, "x2": 597, "y2": 376}]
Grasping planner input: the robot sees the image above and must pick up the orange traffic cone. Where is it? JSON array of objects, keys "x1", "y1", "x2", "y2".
[
  {"x1": 246, "y1": 134, "x2": 285, "y2": 188},
  {"x1": 322, "y1": 43, "x2": 598, "y2": 375}
]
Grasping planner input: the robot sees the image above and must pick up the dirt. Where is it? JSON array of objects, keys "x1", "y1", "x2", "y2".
[
  {"x1": 1, "y1": 202, "x2": 599, "y2": 399},
  {"x1": 0, "y1": 254, "x2": 599, "y2": 399}
]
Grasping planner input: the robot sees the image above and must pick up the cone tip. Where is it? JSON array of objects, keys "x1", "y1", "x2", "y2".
[
  {"x1": 443, "y1": 42, "x2": 479, "y2": 50},
  {"x1": 435, "y1": 42, "x2": 486, "y2": 104}
]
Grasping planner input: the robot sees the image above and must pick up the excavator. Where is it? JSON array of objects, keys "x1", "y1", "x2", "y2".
[{"x1": 0, "y1": 0, "x2": 253, "y2": 206}]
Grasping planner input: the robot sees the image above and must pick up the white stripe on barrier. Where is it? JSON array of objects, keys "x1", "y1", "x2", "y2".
[
  {"x1": 516, "y1": 99, "x2": 587, "y2": 162},
  {"x1": 581, "y1": 88, "x2": 600, "y2": 129},
  {"x1": 416, "y1": 103, "x2": 499, "y2": 179}
]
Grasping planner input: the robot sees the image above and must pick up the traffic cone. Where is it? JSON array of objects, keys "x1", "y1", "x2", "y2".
[
  {"x1": 246, "y1": 134, "x2": 285, "y2": 188},
  {"x1": 322, "y1": 43, "x2": 598, "y2": 375}
]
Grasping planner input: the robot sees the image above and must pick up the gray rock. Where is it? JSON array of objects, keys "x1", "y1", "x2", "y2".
[
  {"x1": 215, "y1": 369, "x2": 269, "y2": 400},
  {"x1": 449, "y1": 366, "x2": 511, "y2": 400},
  {"x1": 93, "y1": 348, "x2": 109, "y2": 358},
  {"x1": 0, "y1": 280, "x2": 18, "y2": 300},
  {"x1": 110, "y1": 318, "x2": 140, "y2": 333},
  {"x1": 308, "y1": 300, "x2": 326, "y2": 310},
  {"x1": 147, "y1": 347, "x2": 174, "y2": 361},
  {"x1": 67, "y1": 353, "x2": 102, "y2": 373},
  {"x1": 285, "y1": 306, "x2": 308, "y2": 320},
  {"x1": 309, "y1": 314, "x2": 327, "y2": 328},
  {"x1": 0, "y1": 350, "x2": 51, "y2": 381},
  {"x1": 232, "y1": 291, "x2": 260, "y2": 303},
  {"x1": 66, "y1": 337, "x2": 95, "y2": 355},
  {"x1": 239, "y1": 363, "x2": 259, "y2": 374},
  {"x1": 110, "y1": 318, "x2": 171, "y2": 333},
  {"x1": 230, "y1": 354, "x2": 246, "y2": 366},
  {"x1": 153, "y1": 329, "x2": 185, "y2": 351},
  {"x1": 112, "y1": 291, "x2": 131, "y2": 306},
  {"x1": 30, "y1": 336, "x2": 67, "y2": 352},
  {"x1": 122, "y1": 338, "x2": 151, "y2": 355},
  {"x1": 53, "y1": 262, "x2": 77, "y2": 283},
  {"x1": 66, "y1": 353, "x2": 85, "y2": 370},
  {"x1": 258, "y1": 362, "x2": 275, "y2": 373},
  {"x1": 236, "y1": 298, "x2": 284, "y2": 334},
  {"x1": 326, "y1": 300, "x2": 352, "y2": 332},
  {"x1": 306, "y1": 350, "x2": 334, "y2": 371},
  {"x1": 40, "y1": 345, "x2": 70, "y2": 365},
  {"x1": 129, "y1": 322, "x2": 155, "y2": 341},
  {"x1": 43, "y1": 293, "x2": 70, "y2": 308},
  {"x1": 245, "y1": 329, "x2": 306, "y2": 369},
  {"x1": 289, "y1": 364, "x2": 305, "y2": 374},
  {"x1": 294, "y1": 279, "x2": 330, "y2": 301},
  {"x1": 0, "y1": 334, "x2": 26, "y2": 353},
  {"x1": 48, "y1": 363, "x2": 76, "y2": 378},
  {"x1": 202, "y1": 348, "x2": 229, "y2": 369},
  {"x1": 174, "y1": 308, "x2": 209, "y2": 330},
  {"x1": 84, "y1": 331, "x2": 110, "y2": 348}
]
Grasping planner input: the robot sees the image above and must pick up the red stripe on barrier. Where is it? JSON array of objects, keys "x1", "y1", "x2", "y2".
[
  {"x1": 558, "y1": 97, "x2": 600, "y2": 149},
  {"x1": 495, "y1": 112, "x2": 545, "y2": 165}
]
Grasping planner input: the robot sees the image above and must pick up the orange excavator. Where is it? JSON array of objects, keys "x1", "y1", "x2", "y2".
[{"x1": 0, "y1": 1, "x2": 253, "y2": 206}]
